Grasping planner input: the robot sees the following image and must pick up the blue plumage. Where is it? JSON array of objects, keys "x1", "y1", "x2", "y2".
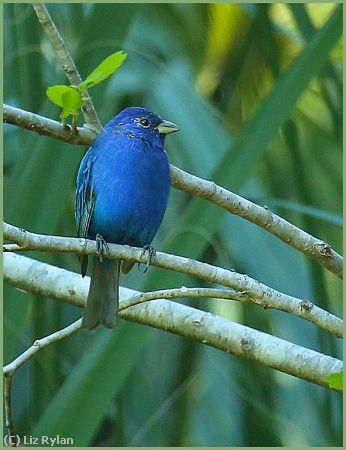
[{"x1": 75, "y1": 107, "x2": 179, "y2": 329}]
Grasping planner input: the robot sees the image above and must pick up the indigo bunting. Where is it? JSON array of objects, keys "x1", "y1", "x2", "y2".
[{"x1": 75, "y1": 107, "x2": 179, "y2": 329}]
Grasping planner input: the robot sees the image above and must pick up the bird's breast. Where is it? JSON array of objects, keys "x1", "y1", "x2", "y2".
[{"x1": 89, "y1": 137, "x2": 170, "y2": 246}]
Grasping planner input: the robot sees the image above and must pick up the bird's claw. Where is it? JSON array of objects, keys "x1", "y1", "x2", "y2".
[
  {"x1": 96, "y1": 234, "x2": 109, "y2": 262},
  {"x1": 138, "y1": 245, "x2": 156, "y2": 273}
]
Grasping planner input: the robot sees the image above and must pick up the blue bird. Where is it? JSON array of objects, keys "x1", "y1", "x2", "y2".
[{"x1": 75, "y1": 107, "x2": 179, "y2": 329}]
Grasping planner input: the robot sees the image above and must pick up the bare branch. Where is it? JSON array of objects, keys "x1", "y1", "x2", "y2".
[
  {"x1": 3, "y1": 277, "x2": 342, "y2": 437},
  {"x1": 172, "y1": 166, "x2": 343, "y2": 279},
  {"x1": 4, "y1": 103, "x2": 342, "y2": 279},
  {"x1": 4, "y1": 223, "x2": 343, "y2": 337},
  {"x1": 120, "y1": 287, "x2": 253, "y2": 310},
  {"x1": 4, "y1": 104, "x2": 94, "y2": 145},
  {"x1": 3, "y1": 319, "x2": 82, "y2": 377},
  {"x1": 0, "y1": 285, "x2": 279, "y2": 437},
  {"x1": 3, "y1": 287, "x2": 243, "y2": 377},
  {"x1": 32, "y1": 3, "x2": 101, "y2": 133},
  {"x1": 4, "y1": 374, "x2": 17, "y2": 446},
  {"x1": 4, "y1": 252, "x2": 342, "y2": 388},
  {"x1": 3, "y1": 318, "x2": 81, "y2": 443}
]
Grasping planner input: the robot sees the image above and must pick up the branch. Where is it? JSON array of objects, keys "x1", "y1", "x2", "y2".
[
  {"x1": 4, "y1": 104, "x2": 343, "y2": 279},
  {"x1": 4, "y1": 223, "x2": 343, "y2": 338},
  {"x1": 172, "y1": 166, "x2": 343, "y2": 279},
  {"x1": 4, "y1": 252, "x2": 342, "y2": 388},
  {"x1": 32, "y1": 3, "x2": 102, "y2": 133},
  {"x1": 3, "y1": 317, "x2": 81, "y2": 442},
  {"x1": 6, "y1": 286, "x2": 245, "y2": 437},
  {"x1": 3, "y1": 319, "x2": 82, "y2": 378},
  {"x1": 3, "y1": 282, "x2": 342, "y2": 437},
  {"x1": 3, "y1": 104, "x2": 94, "y2": 145},
  {"x1": 3, "y1": 287, "x2": 244, "y2": 376},
  {"x1": 4, "y1": 374, "x2": 17, "y2": 446}
]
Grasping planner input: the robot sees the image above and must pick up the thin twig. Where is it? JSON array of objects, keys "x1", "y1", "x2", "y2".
[
  {"x1": 3, "y1": 319, "x2": 82, "y2": 376},
  {"x1": 1, "y1": 285, "x2": 249, "y2": 437},
  {"x1": 32, "y1": 3, "x2": 101, "y2": 133},
  {"x1": 3, "y1": 287, "x2": 243, "y2": 375},
  {"x1": 4, "y1": 223, "x2": 343, "y2": 337},
  {"x1": 3, "y1": 319, "x2": 81, "y2": 443},
  {"x1": 4, "y1": 374, "x2": 18, "y2": 446},
  {"x1": 3, "y1": 286, "x2": 242, "y2": 377},
  {"x1": 120, "y1": 287, "x2": 253, "y2": 310},
  {"x1": 4, "y1": 103, "x2": 343, "y2": 279},
  {"x1": 3, "y1": 243, "x2": 22, "y2": 252},
  {"x1": 4, "y1": 252, "x2": 343, "y2": 389}
]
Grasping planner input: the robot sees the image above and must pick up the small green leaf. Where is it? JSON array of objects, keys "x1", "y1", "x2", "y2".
[
  {"x1": 46, "y1": 85, "x2": 76, "y2": 107},
  {"x1": 325, "y1": 370, "x2": 343, "y2": 391},
  {"x1": 59, "y1": 89, "x2": 83, "y2": 120},
  {"x1": 78, "y1": 50, "x2": 127, "y2": 91}
]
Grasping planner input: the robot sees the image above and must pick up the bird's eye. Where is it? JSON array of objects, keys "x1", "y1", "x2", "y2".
[{"x1": 140, "y1": 118, "x2": 150, "y2": 127}]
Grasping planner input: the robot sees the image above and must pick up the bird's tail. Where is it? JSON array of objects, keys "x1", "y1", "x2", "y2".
[{"x1": 82, "y1": 257, "x2": 120, "y2": 330}]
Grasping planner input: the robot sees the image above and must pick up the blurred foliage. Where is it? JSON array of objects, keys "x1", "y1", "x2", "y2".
[{"x1": 4, "y1": 3, "x2": 342, "y2": 447}]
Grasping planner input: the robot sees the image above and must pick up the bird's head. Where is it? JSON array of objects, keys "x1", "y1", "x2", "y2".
[{"x1": 105, "y1": 107, "x2": 179, "y2": 145}]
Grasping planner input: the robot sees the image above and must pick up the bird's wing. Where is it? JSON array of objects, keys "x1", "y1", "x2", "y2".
[{"x1": 75, "y1": 149, "x2": 96, "y2": 276}]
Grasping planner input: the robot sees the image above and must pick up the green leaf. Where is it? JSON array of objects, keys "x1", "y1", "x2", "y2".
[
  {"x1": 60, "y1": 89, "x2": 83, "y2": 120},
  {"x1": 78, "y1": 50, "x2": 127, "y2": 91},
  {"x1": 46, "y1": 85, "x2": 76, "y2": 107},
  {"x1": 325, "y1": 370, "x2": 343, "y2": 391},
  {"x1": 46, "y1": 85, "x2": 83, "y2": 120}
]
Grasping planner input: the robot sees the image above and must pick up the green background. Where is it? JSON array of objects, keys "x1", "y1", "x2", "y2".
[{"x1": 4, "y1": 3, "x2": 342, "y2": 446}]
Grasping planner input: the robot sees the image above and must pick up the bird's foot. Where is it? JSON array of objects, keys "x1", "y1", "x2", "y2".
[
  {"x1": 96, "y1": 233, "x2": 109, "y2": 263},
  {"x1": 138, "y1": 245, "x2": 156, "y2": 273}
]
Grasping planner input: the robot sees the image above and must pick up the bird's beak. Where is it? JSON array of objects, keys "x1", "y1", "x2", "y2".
[{"x1": 156, "y1": 119, "x2": 179, "y2": 135}]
